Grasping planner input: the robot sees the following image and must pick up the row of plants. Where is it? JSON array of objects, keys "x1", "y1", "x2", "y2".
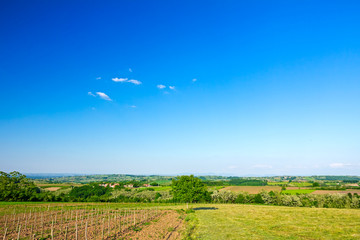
[{"x1": 211, "y1": 190, "x2": 360, "y2": 208}]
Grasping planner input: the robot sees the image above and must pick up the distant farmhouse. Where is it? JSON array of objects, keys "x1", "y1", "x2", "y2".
[
  {"x1": 99, "y1": 183, "x2": 119, "y2": 188},
  {"x1": 100, "y1": 183, "x2": 152, "y2": 188}
]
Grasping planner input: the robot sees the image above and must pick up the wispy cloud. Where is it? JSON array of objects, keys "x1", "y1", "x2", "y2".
[
  {"x1": 129, "y1": 68, "x2": 132, "y2": 72},
  {"x1": 130, "y1": 105, "x2": 136, "y2": 108},
  {"x1": 96, "y1": 77, "x2": 101, "y2": 80},
  {"x1": 127, "y1": 79, "x2": 142, "y2": 85},
  {"x1": 112, "y1": 77, "x2": 128, "y2": 82},
  {"x1": 329, "y1": 163, "x2": 352, "y2": 168},
  {"x1": 96, "y1": 92, "x2": 112, "y2": 101},
  {"x1": 88, "y1": 91, "x2": 96, "y2": 97},
  {"x1": 192, "y1": 78, "x2": 197, "y2": 82},
  {"x1": 112, "y1": 77, "x2": 142, "y2": 85},
  {"x1": 157, "y1": 84, "x2": 166, "y2": 89},
  {"x1": 169, "y1": 86, "x2": 175, "y2": 90}
]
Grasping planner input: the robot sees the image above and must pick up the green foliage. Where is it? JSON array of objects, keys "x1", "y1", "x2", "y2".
[
  {"x1": 281, "y1": 189, "x2": 315, "y2": 195},
  {"x1": 203, "y1": 179, "x2": 267, "y2": 186},
  {"x1": 211, "y1": 190, "x2": 237, "y2": 203},
  {"x1": 111, "y1": 189, "x2": 171, "y2": 202},
  {"x1": 68, "y1": 183, "x2": 112, "y2": 201},
  {"x1": 0, "y1": 171, "x2": 41, "y2": 201},
  {"x1": 171, "y1": 175, "x2": 210, "y2": 203},
  {"x1": 210, "y1": 189, "x2": 360, "y2": 209},
  {"x1": 228, "y1": 178, "x2": 267, "y2": 186},
  {"x1": 312, "y1": 182, "x2": 320, "y2": 187}
]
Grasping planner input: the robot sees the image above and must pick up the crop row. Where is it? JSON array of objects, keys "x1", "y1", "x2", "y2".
[{"x1": 1, "y1": 206, "x2": 162, "y2": 239}]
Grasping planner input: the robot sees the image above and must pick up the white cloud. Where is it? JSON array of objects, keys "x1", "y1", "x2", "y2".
[
  {"x1": 112, "y1": 77, "x2": 142, "y2": 85},
  {"x1": 127, "y1": 79, "x2": 142, "y2": 85},
  {"x1": 112, "y1": 77, "x2": 128, "y2": 82},
  {"x1": 192, "y1": 78, "x2": 197, "y2": 82},
  {"x1": 96, "y1": 92, "x2": 112, "y2": 101},
  {"x1": 88, "y1": 92, "x2": 96, "y2": 97},
  {"x1": 169, "y1": 86, "x2": 175, "y2": 90},
  {"x1": 130, "y1": 105, "x2": 136, "y2": 108},
  {"x1": 157, "y1": 84, "x2": 166, "y2": 89},
  {"x1": 129, "y1": 68, "x2": 132, "y2": 72},
  {"x1": 329, "y1": 163, "x2": 352, "y2": 168},
  {"x1": 96, "y1": 77, "x2": 101, "y2": 80}
]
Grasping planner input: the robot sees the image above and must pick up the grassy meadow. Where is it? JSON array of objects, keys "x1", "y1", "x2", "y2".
[
  {"x1": 187, "y1": 204, "x2": 360, "y2": 239},
  {"x1": 281, "y1": 189, "x2": 315, "y2": 195},
  {"x1": 221, "y1": 186, "x2": 282, "y2": 194}
]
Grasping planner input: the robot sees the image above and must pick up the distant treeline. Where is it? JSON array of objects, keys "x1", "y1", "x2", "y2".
[
  {"x1": 203, "y1": 179, "x2": 267, "y2": 186},
  {"x1": 312, "y1": 176, "x2": 360, "y2": 181}
]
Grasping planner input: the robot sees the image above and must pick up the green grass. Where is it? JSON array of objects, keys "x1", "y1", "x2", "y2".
[
  {"x1": 281, "y1": 189, "x2": 315, "y2": 194},
  {"x1": 151, "y1": 186, "x2": 172, "y2": 191},
  {"x1": 187, "y1": 204, "x2": 360, "y2": 239},
  {"x1": 207, "y1": 186, "x2": 225, "y2": 191},
  {"x1": 289, "y1": 182, "x2": 313, "y2": 187},
  {"x1": 268, "y1": 182, "x2": 313, "y2": 187},
  {"x1": 268, "y1": 182, "x2": 288, "y2": 186}
]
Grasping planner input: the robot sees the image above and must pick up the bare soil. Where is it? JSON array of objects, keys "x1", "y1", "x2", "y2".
[
  {"x1": 44, "y1": 187, "x2": 61, "y2": 191},
  {"x1": 122, "y1": 210, "x2": 184, "y2": 240},
  {"x1": 0, "y1": 207, "x2": 184, "y2": 240}
]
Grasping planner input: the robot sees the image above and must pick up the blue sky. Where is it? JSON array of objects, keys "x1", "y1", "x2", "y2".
[{"x1": 1, "y1": 0, "x2": 359, "y2": 175}]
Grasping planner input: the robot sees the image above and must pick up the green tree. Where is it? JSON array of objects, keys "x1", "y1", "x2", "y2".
[
  {"x1": 313, "y1": 182, "x2": 320, "y2": 187},
  {"x1": 171, "y1": 175, "x2": 210, "y2": 203},
  {"x1": 68, "y1": 183, "x2": 112, "y2": 201},
  {"x1": 0, "y1": 171, "x2": 40, "y2": 201}
]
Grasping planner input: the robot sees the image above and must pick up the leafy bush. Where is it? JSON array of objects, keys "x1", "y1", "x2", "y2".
[
  {"x1": 0, "y1": 171, "x2": 41, "y2": 201},
  {"x1": 171, "y1": 175, "x2": 210, "y2": 203}
]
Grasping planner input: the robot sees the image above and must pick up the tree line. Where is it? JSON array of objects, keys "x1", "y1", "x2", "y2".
[{"x1": 1, "y1": 172, "x2": 359, "y2": 209}]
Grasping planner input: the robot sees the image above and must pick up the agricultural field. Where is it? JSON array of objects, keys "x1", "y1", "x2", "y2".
[
  {"x1": 0, "y1": 203, "x2": 185, "y2": 239},
  {"x1": 1, "y1": 202, "x2": 360, "y2": 239},
  {"x1": 35, "y1": 183, "x2": 82, "y2": 192},
  {"x1": 220, "y1": 186, "x2": 281, "y2": 194},
  {"x1": 268, "y1": 182, "x2": 313, "y2": 187},
  {"x1": 187, "y1": 204, "x2": 360, "y2": 239},
  {"x1": 280, "y1": 189, "x2": 315, "y2": 194},
  {"x1": 312, "y1": 190, "x2": 360, "y2": 195}
]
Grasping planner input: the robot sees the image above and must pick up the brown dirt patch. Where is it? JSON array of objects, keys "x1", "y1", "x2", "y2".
[{"x1": 45, "y1": 187, "x2": 61, "y2": 191}]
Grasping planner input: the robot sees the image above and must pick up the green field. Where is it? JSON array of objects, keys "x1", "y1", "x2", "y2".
[
  {"x1": 268, "y1": 182, "x2": 313, "y2": 187},
  {"x1": 1, "y1": 202, "x2": 359, "y2": 239},
  {"x1": 281, "y1": 189, "x2": 315, "y2": 195},
  {"x1": 187, "y1": 204, "x2": 360, "y2": 239}
]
